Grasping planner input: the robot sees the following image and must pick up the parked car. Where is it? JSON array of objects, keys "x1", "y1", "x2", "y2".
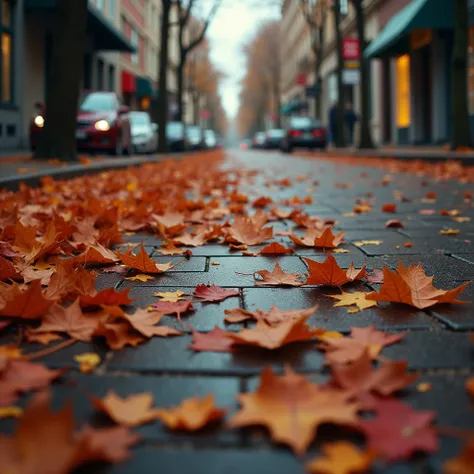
[
  {"x1": 280, "y1": 116, "x2": 327, "y2": 153},
  {"x1": 204, "y1": 129, "x2": 218, "y2": 149},
  {"x1": 186, "y1": 125, "x2": 205, "y2": 150},
  {"x1": 252, "y1": 131, "x2": 266, "y2": 149},
  {"x1": 129, "y1": 111, "x2": 158, "y2": 154},
  {"x1": 166, "y1": 122, "x2": 188, "y2": 152},
  {"x1": 264, "y1": 128, "x2": 285, "y2": 149},
  {"x1": 30, "y1": 91, "x2": 133, "y2": 155}
]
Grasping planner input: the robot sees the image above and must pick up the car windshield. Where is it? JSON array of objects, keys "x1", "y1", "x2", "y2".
[
  {"x1": 268, "y1": 129, "x2": 284, "y2": 137},
  {"x1": 289, "y1": 117, "x2": 320, "y2": 128},
  {"x1": 79, "y1": 93, "x2": 116, "y2": 112},
  {"x1": 187, "y1": 126, "x2": 201, "y2": 137},
  {"x1": 130, "y1": 113, "x2": 150, "y2": 125},
  {"x1": 167, "y1": 122, "x2": 184, "y2": 137},
  {"x1": 205, "y1": 130, "x2": 215, "y2": 138}
]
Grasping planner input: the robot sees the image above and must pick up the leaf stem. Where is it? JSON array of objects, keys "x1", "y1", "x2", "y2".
[
  {"x1": 25, "y1": 338, "x2": 76, "y2": 361},
  {"x1": 436, "y1": 425, "x2": 474, "y2": 439}
]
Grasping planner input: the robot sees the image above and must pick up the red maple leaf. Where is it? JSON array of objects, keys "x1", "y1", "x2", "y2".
[
  {"x1": 193, "y1": 284, "x2": 239, "y2": 303},
  {"x1": 80, "y1": 287, "x2": 134, "y2": 308},
  {"x1": 188, "y1": 326, "x2": 235, "y2": 352},
  {"x1": 151, "y1": 300, "x2": 195, "y2": 314}
]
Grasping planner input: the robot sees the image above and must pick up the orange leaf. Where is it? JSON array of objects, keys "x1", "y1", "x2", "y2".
[
  {"x1": 0, "y1": 280, "x2": 55, "y2": 319},
  {"x1": 193, "y1": 284, "x2": 239, "y2": 302},
  {"x1": 156, "y1": 394, "x2": 227, "y2": 431},
  {"x1": 228, "y1": 316, "x2": 323, "y2": 350},
  {"x1": 80, "y1": 287, "x2": 134, "y2": 308},
  {"x1": 225, "y1": 215, "x2": 273, "y2": 246},
  {"x1": 224, "y1": 304, "x2": 318, "y2": 326},
  {"x1": 254, "y1": 261, "x2": 304, "y2": 286},
  {"x1": 228, "y1": 366, "x2": 359, "y2": 455},
  {"x1": 91, "y1": 391, "x2": 162, "y2": 427},
  {"x1": 366, "y1": 263, "x2": 469, "y2": 309},
  {"x1": 381, "y1": 203, "x2": 397, "y2": 213},
  {"x1": 444, "y1": 440, "x2": 474, "y2": 474},
  {"x1": 188, "y1": 326, "x2": 235, "y2": 352},
  {"x1": 290, "y1": 227, "x2": 344, "y2": 249},
  {"x1": 119, "y1": 308, "x2": 182, "y2": 338},
  {"x1": 0, "y1": 255, "x2": 18, "y2": 281},
  {"x1": 75, "y1": 243, "x2": 119, "y2": 265},
  {"x1": 258, "y1": 242, "x2": 293, "y2": 255},
  {"x1": 117, "y1": 242, "x2": 178, "y2": 273},
  {"x1": 304, "y1": 254, "x2": 358, "y2": 287},
  {"x1": 92, "y1": 321, "x2": 144, "y2": 350}
]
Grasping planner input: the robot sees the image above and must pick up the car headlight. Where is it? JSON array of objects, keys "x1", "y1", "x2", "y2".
[
  {"x1": 94, "y1": 120, "x2": 110, "y2": 132},
  {"x1": 34, "y1": 115, "x2": 45, "y2": 128}
]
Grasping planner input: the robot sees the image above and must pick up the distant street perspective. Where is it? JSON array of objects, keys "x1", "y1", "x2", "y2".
[{"x1": 1, "y1": 1, "x2": 474, "y2": 474}]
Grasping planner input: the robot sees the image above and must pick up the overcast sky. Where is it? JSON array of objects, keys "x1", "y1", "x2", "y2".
[{"x1": 206, "y1": 1, "x2": 280, "y2": 118}]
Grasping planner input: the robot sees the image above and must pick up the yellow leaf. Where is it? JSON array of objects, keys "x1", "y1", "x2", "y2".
[
  {"x1": 333, "y1": 249, "x2": 349, "y2": 254},
  {"x1": 0, "y1": 406, "x2": 23, "y2": 419},
  {"x1": 342, "y1": 212, "x2": 356, "y2": 217},
  {"x1": 348, "y1": 307, "x2": 360, "y2": 314},
  {"x1": 74, "y1": 353, "x2": 101, "y2": 373},
  {"x1": 317, "y1": 331, "x2": 344, "y2": 341},
  {"x1": 440, "y1": 228, "x2": 460, "y2": 235},
  {"x1": 211, "y1": 261, "x2": 220, "y2": 265},
  {"x1": 354, "y1": 240, "x2": 382, "y2": 247},
  {"x1": 454, "y1": 217, "x2": 471, "y2": 223},
  {"x1": 154, "y1": 290, "x2": 185, "y2": 302},
  {"x1": 0, "y1": 345, "x2": 22, "y2": 359},
  {"x1": 126, "y1": 274, "x2": 154, "y2": 282},
  {"x1": 327, "y1": 291, "x2": 378, "y2": 311},
  {"x1": 31, "y1": 260, "x2": 54, "y2": 271},
  {"x1": 417, "y1": 382, "x2": 432, "y2": 393}
]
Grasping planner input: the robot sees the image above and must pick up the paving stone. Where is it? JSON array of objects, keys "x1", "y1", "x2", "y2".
[
  {"x1": 151, "y1": 255, "x2": 207, "y2": 272},
  {"x1": 107, "y1": 335, "x2": 325, "y2": 376},
  {"x1": 123, "y1": 285, "x2": 242, "y2": 331},
  {"x1": 95, "y1": 272, "x2": 124, "y2": 291},
  {"x1": 0, "y1": 374, "x2": 240, "y2": 444},
  {"x1": 353, "y1": 234, "x2": 445, "y2": 256},
  {"x1": 429, "y1": 282, "x2": 474, "y2": 330},
  {"x1": 378, "y1": 255, "x2": 474, "y2": 286},
  {"x1": 243, "y1": 286, "x2": 439, "y2": 331}
]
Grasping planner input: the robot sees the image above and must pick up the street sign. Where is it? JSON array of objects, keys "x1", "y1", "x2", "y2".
[
  {"x1": 200, "y1": 109, "x2": 210, "y2": 120},
  {"x1": 343, "y1": 38, "x2": 360, "y2": 60},
  {"x1": 343, "y1": 69, "x2": 360, "y2": 85}
]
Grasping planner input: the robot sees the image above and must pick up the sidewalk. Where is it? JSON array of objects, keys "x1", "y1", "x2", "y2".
[{"x1": 0, "y1": 149, "x2": 473, "y2": 473}]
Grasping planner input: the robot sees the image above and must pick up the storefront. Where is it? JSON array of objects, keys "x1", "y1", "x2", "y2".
[{"x1": 366, "y1": 0, "x2": 456, "y2": 145}]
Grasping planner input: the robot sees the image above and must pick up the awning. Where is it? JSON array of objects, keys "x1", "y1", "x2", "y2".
[
  {"x1": 136, "y1": 76, "x2": 157, "y2": 98},
  {"x1": 24, "y1": 0, "x2": 135, "y2": 52},
  {"x1": 122, "y1": 71, "x2": 136, "y2": 94},
  {"x1": 281, "y1": 101, "x2": 308, "y2": 115},
  {"x1": 364, "y1": 0, "x2": 454, "y2": 58}
]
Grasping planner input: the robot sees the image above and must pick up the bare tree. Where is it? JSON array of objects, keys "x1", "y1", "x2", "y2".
[
  {"x1": 174, "y1": 0, "x2": 221, "y2": 122},
  {"x1": 451, "y1": 0, "x2": 471, "y2": 149},
  {"x1": 333, "y1": 0, "x2": 345, "y2": 147},
  {"x1": 36, "y1": 0, "x2": 88, "y2": 161},
  {"x1": 299, "y1": 0, "x2": 327, "y2": 120},
  {"x1": 157, "y1": 0, "x2": 173, "y2": 153}
]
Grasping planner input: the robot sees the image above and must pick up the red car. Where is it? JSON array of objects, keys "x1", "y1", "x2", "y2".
[{"x1": 30, "y1": 92, "x2": 133, "y2": 155}]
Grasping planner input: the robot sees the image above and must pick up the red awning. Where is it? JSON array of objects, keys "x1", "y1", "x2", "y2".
[{"x1": 121, "y1": 71, "x2": 136, "y2": 93}]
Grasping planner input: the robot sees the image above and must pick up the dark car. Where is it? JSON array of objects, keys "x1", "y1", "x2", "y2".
[
  {"x1": 166, "y1": 122, "x2": 188, "y2": 152},
  {"x1": 252, "y1": 131, "x2": 266, "y2": 149},
  {"x1": 264, "y1": 128, "x2": 285, "y2": 149},
  {"x1": 280, "y1": 116, "x2": 327, "y2": 153},
  {"x1": 186, "y1": 125, "x2": 205, "y2": 150},
  {"x1": 30, "y1": 91, "x2": 132, "y2": 155}
]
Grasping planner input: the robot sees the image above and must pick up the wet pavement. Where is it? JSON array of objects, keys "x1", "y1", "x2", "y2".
[{"x1": 1, "y1": 149, "x2": 474, "y2": 473}]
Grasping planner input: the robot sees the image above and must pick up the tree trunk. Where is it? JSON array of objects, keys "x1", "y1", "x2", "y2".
[
  {"x1": 274, "y1": 81, "x2": 281, "y2": 128},
  {"x1": 35, "y1": 0, "x2": 88, "y2": 161},
  {"x1": 451, "y1": 0, "x2": 471, "y2": 149},
  {"x1": 177, "y1": 60, "x2": 185, "y2": 122},
  {"x1": 354, "y1": 0, "x2": 375, "y2": 149},
  {"x1": 157, "y1": 0, "x2": 171, "y2": 153},
  {"x1": 333, "y1": 0, "x2": 346, "y2": 147},
  {"x1": 193, "y1": 91, "x2": 200, "y2": 125}
]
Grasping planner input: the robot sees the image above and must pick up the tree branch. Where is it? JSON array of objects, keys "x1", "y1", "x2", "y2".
[{"x1": 180, "y1": 0, "x2": 196, "y2": 28}]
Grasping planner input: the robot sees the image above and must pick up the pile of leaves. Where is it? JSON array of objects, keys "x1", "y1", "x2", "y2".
[{"x1": 0, "y1": 150, "x2": 473, "y2": 472}]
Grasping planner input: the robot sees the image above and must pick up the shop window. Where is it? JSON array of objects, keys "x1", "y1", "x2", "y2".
[
  {"x1": 396, "y1": 54, "x2": 411, "y2": 128},
  {"x1": 0, "y1": 0, "x2": 13, "y2": 104}
]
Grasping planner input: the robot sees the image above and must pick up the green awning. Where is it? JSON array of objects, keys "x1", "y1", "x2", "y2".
[
  {"x1": 136, "y1": 76, "x2": 157, "y2": 98},
  {"x1": 25, "y1": 0, "x2": 135, "y2": 52},
  {"x1": 364, "y1": 0, "x2": 454, "y2": 58}
]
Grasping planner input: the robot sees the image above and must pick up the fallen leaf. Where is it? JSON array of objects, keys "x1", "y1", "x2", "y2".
[
  {"x1": 381, "y1": 203, "x2": 397, "y2": 213},
  {"x1": 80, "y1": 287, "x2": 134, "y2": 308},
  {"x1": 289, "y1": 227, "x2": 344, "y2": 249},
  {"x1": 74, "y1": 353, "x2": 101, "y2": 373},
  {"x1": 327, "y1": 291, "x2": 377, "y2": 311},
  {"x1": 120, "y1": 308, "x2": 182, "y2": 338},
  {"x1": 156, "y1": 394, "x2": 227, "y2": 431},
  {"x1": 224, "y1": 304, "x2": 318, "y2": 326},
  {"x1": 93, "y1": 321, "x2": 144, "y2": 350},
  {"x1": 306, "y1": 442, "x2": 375, "y2": 474},
  {"x1": 365, "y1": 269, "x2": 384, "y2": 284},
  {"x1": 303, "y1": 254, "x2": 365, "y2": 287},
  {"x1": 417, "y1": 382, "x2": 432, "y2": 393},
  {"x1": 150, "y1": 300, "x2": 195, "y2": 315},
  {"x1": 228, "y1": 316, "x2": 323, "y2": 350},
  {"x1": 333, "y1": 249, "x2": 349, "y2": 254},
  {"x1": 385, "y1": 219, "x2": 404, "y2": 228},
  {"x1": 125, "y1": 274, "x2": 154, "y2": 282},
  {"x1": 193, "y1": 284, "x2": 239, "y2": 302},
  {"x1": 258, "y1": 242, "x2": 293, "y2": 254},
  {"x1": 366, "y1": 263, "x2": 469, "y2": 309},
  {"x1": 319, "y1": 326, "x2": 406, "y2": 365},
  {"x1": 357, "y1": 397, "x2": 438, "y2": 461},
  {"x1": 254, "y1": 261, "x2": 304, "y2": 286},
  {"x1": 91, "y1": 391, "x2": 161, "y2": 427},
  {"x1": 0, "y1": 405, "x2": 23, "y2": 419},
  {"x1": 354, "y1": 240, "x2": 382, "y2": 247},
  {"x1": 117, "y1": 243, "x2": 178, "y2": 274},
  {"x1": 466, "y1": 377, "x2": 474, "y2": 398},
  {"x1": 440, "y1": 228, "x2": 460, "y2": 235},
  {"x1": 158, "y1": 242, "x2": 188, "y2": 255},
  {"x1": 225, "y1": 215, "x2": 273, "y2": 246},
  {"x1": 444, "y1": 440, "x2": 474, "y2": 474},
  {"x1": 228, "y1": 366, "x2": 360, "y2": 455},
  {"x1": 154, "y1": 290, "x2": 186, "y2": 302},
  {"x1": 75, "y1": 243, "x2": 119, "y2": 265},
  {"x1": 188, "y1": 326, "x2": 235, "y2": 352}
]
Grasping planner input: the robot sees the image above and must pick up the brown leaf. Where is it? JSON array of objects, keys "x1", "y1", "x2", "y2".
[
  {"x1": 80, "y1": 287, "x2": 134, "y2": 308},
  {"x1": 188, "y1": 326, "x2": 235, "y2": 352},
  {"x1": 304, "y1": 254, "x2": 364, "y2": 287},
  {"x1": 226, "y1": 215, "x2": 273, "y2": 246},
  {"x1": 120, "y1": 308, "x2": 182, "y2": 338},
  {"x1": 93, "y1": 321, "x2": 145, "y2": 350},
  {"x1": 117, "y1": 242, "x2": 178, "y2": 273},
  {"x1": 224, "y1": 304, "x2": 318, "y2": 326},
  {"x1": 75, "y1": 243, "x2": 119, "y2": 265},
  {"x1": 150, "y1": 300, "x2": 195, "y2": 315},
  {"x1": 254, "y1": 261, "x2": 304, "y2": 286},
  {"x1": 290, "y1": 227, "x2": 344, "y2": 249},
  {"x1": 193, "y1": 284, "x2": 239, "y2": 302},
  {"x1": 258, "y1": 242, "x2": 293, "y2": 255},
  {"x1": 444, "y1": 439, "x2": 474, "y2": 474}
]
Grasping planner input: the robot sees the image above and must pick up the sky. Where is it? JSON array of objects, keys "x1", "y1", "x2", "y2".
[{"x1": 206, "y1": 1, "x2": 280, "y2": 118}]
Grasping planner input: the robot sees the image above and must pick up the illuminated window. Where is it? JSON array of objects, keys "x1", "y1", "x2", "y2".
[
  {"x1": 396, "y1": 55, "x2": 411, "y2": 128},
  {"x1": 0, "y1": 0, "x2": 13, "y2": 103}
]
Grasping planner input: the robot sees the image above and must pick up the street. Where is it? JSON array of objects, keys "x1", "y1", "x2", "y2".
[{"x1": 1, "y1": 148, "x2": 473, "y2": 472}]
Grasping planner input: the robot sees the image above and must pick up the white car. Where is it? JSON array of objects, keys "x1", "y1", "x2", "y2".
[
  {"x1": 204, "y1": 129, "x2": 218, "y2": 149},
  {"x1": 129, "y1": 111, "x2": 158, "y2": 154}
]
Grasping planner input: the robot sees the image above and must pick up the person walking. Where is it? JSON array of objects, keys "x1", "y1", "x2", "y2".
[{"x1": 344, "y1": 102, "x2": 358, "y2": 146}]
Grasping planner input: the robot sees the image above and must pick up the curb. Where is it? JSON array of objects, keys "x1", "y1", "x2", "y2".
[{"x1": 0, "y1": 153, "x2": 184, "y2": 192}]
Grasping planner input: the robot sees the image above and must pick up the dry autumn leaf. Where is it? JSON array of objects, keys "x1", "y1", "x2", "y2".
[
  {"x1": 74, "y1": 353, "x2": 101, "y2": 373},
  {"x1": 193, "y1": 284, "x2": 239, "y2": 302},
  {"x1": 254, "y1": 261, "x2": 304, "y2": 286},
  {"x1": 225, "y1": 215, "x2": 273, "y2": 246},
  {"x1": 91, "y1": 391, "x2": 162, "y2": 427},
  {"x1": 154, "y1": 290, "x2": 186, "y2": 302},
  {"x1": 366, "y1": 263, "x2": 469, "y2": 309},
  {"x1": 228, "y1": 366, "x2": 360, "y2": 454},
  {"x1": 327, "y1": 291, "x2": 377, "y2": 311},
  {"x1": 151, "y1": 300, "x2": 195, "y2": 315},
  {"x1": 156, "y1": 394, "x2": 227, "y2": 431},
  {"x1": 444, "y1": 440, "x2": 474, "y2": 474},
  {"x1": 306, "y1": 442, "x2": 376, "y2": 474},
  {"x1": 258, "y1": 242, "x2": 293, "y2": 254},
  {"x1": 290, "y1": 227, "x2": 345, "y2": 249},
  {"x1": 117, "y1": 243, "x2": 179, "y2": 274},
  {"x1": 188, "y1": 326, "x2": 235, "y2": 352},
  {"x1": 80, "y1": 287, "x2": 134, "y2": 308},
  {"x1": 224, "y1": 304, "x2": 318, "y2": 326},
  {"x1": 228, "y1": 316, "x2": 324, "y2": 350},
  {"x1": 125, "y1": 274, "x2": 154, "y2": 282},
  {"x1": 120, "y1": 308, "x2": 182, "y2": 338}
]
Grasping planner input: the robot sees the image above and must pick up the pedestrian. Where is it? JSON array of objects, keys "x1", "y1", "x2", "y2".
[
  {"x1": 344, "y1": 102, "x2": 358, "y2": 146},
  {"x1": 328, "y1": 101, "x2": 338, "y2": 146}
]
